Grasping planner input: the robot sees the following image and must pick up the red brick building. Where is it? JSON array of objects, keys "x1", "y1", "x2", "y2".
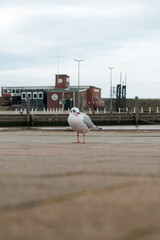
[
  {"x1": 1, "y1": 74, "x2": 105, "y2": 110},
  {"x1": 1, "y1": 88, "x2": 12, "y2": 105},
  {"x1": 47, "y1": 74, "x2": 104, "y2": 110}
]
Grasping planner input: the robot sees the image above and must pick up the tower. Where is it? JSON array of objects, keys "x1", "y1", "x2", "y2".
[{"x1": 55, "y1": 74, "x2": 70, "y2": 89}]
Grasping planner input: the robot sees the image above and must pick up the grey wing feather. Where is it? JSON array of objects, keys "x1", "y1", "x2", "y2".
[{"x1": 81, "y1": 113, "x2": 95, "y2": 129}]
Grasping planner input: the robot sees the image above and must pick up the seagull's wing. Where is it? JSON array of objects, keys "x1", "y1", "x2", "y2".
[{"x1": 81, "y1": 113, "x2": 95, "y2": 129}]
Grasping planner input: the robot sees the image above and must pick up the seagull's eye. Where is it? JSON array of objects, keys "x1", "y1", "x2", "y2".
[{"x1": 73, "y1": 110, "x2": 75, "y2": 113}]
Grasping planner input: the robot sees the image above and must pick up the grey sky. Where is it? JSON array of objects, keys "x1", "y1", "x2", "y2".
[{"x1": 1, "y1": 0, "x2": 160, "y2": 98}]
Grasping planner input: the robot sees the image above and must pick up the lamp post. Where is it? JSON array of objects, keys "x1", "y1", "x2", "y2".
[
  {"x1": 109, "y1": 67, "x2": 113, "y2": 113},
  {"x1": 74, "y1": 59, "x2": 84, "y2": 109}
]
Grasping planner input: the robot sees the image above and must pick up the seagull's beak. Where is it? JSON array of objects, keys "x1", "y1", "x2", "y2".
[{"x1": 77, "y1": 112, "x2": 81, "y2": 114}]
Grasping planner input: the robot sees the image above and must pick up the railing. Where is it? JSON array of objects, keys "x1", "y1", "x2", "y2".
[{"x1": 0, "y1": 107, "x2": 160, "y2": 115}]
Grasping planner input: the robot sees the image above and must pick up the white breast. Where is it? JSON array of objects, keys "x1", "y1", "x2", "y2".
[{"x1": 68, "y1": 114, "x2": 89, "y2": 133}]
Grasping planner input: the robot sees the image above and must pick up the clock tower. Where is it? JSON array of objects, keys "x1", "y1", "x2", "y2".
[{"x1": 55, "y1": 74, "x2": 70, "y2": 89}]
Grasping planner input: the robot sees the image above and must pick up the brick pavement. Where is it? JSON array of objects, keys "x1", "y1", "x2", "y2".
[{"x1": 0, "y1": 129, "x2": 160, "y2": 240}]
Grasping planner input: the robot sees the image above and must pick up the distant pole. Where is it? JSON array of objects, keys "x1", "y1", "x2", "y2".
[
  {"x1": 135, "y1": 96, "x2": 139, "y2": 125},
  {"x1": 109, "y1": 67, "x2": 113, "y2": 113},
  {"x1": 57, "y1": 48, "x2": 60, "y2": 82},
  {"x1": 125, "y1": 73, "x2": 127, "y2": 86},
  {"x1": 74, "y1": 59, "x2": 84, "y2": 109},
  {"x1": 120, "y1": 72, "x2": 122, "y2": 85}
]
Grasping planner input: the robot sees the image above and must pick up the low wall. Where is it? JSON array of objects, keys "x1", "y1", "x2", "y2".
[
  {"x1": 30, "y1": 113, "x2": 136, "y2": 126},
  {"x1": 0, "y1": 114, "x2": 27, "y2": 127},
  {"x1": 0, "y1": 112, "x2": 160, "y2": 127}
]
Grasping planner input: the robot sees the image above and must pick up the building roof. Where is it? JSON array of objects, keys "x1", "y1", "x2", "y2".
[
  {"x1": 1, "y1": 86, "x2": 55, "y2": 90},
  {"x1": 48, "y1": 87, "x2": 88, "y2": 93},
  {"x1": 55, "y1": 74, "x2": 70, "y2": 77},
  {"x1": 1, "y1": 85, "x2": 101, "y2": 91},
  {"x1": 70, "y1": 85, "x2": 101, "y2": 90}
]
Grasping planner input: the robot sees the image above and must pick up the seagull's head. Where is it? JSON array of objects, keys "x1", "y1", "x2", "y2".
[{"x1": 70, "y1": 107, "x2": 81, "y2": 116}]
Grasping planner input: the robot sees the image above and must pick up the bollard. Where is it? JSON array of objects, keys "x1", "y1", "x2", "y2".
[
  {"x1": 89, "y1": 108, "x2": 91, "y2": 114},
  {"x1": 15, "y1": 109, "x2": 17, "y2": 114},
  {"x1": 141, "y1": 107, "x2": 143, "y2": 113},
  {"x1": 149, "y1": 107, "x2": 151, "y2": 113},
  {"x1": 96, "y1": 108, "x2": 99, "y2": 114},
  {"x1": 104, "y1": 108, "x2": 106, "y2": 114},
  {"x1": 119, "y1": 108, "x2": 121, "y2": 113},
  {"x1": 157, "y1": 107, "x2": 159, "y2": 113},
  {"x1": 126, "y1": 107, "x2": 128, "y2": 113},
  {"x1": 134, "y1": 107, "x2": 136, "y2": 114}
]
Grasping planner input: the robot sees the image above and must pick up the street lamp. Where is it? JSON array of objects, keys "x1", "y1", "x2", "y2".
[
  {"x1": 109, "y1": 67, "x2": 113, "y2": 113},
  {"x1": 74, "y1": 59, "x2": 84, "y2": 109}
]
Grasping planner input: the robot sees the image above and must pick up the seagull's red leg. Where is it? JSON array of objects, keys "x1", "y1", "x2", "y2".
[
  {"x1": 77, "y1": 132, "x2": 80, "y2": 143},
  {"x1": 72, "y1": 132, "x2": 80, "y2": 143},
  {"x1": 83, "y1": 132, "x2": 85, "y2": 143}
]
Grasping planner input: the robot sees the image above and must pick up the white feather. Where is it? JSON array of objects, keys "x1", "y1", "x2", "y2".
[{"x1": 68, "y1": 107, "x2": 95, "y2": 133}]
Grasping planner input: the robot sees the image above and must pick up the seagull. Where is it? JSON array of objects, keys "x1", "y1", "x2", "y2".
[{"x1": 68, "y1": 107, "x2": 97, "y2": 143}]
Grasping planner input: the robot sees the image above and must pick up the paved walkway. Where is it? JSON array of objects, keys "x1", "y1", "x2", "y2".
[{"x1": 0, "y1": 129, "x2": 160, "y2": 240}]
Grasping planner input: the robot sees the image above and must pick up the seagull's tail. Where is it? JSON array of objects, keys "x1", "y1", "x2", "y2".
[{"x1": 92, "y1": 126, "x2": 102, "y2": 131}]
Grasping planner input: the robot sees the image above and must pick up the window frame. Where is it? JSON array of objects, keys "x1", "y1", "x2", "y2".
[
  {"x1": 33, "y1": 92, "x2": 37, "y2": 99},
  {"x1": 3, "y1": 89, "x2": 7, "y2": 94},
  {"x1": 16, "y1": 89, "x2": 20, "y2": 94},
  {"x1": 27, "y1": 92, "x2": 32, "y2": 99},
  {"x1": 12, "y1": 89, "x2": 16, "y2": 94},
  {"x1": 22, "y1": 92, "x2": 26, "y2": 99},
  {"x1": 38, "y1": 92, "x2": 43, "y2": 99}
]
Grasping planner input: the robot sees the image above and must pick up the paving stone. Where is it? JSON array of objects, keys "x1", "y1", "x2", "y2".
[{"x1": 0, "y1": 130, "x2": 160, "y2": 240}]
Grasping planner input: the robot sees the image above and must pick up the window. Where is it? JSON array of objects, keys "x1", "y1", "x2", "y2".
[
  {"x1": 16, "y1": 89, "x2": 20, "y2": 94},
  {"x1": 94, "y1": 89, "x2": 99, "y2": 92},
  {"x1": 7, "y1": 89, "x2": 11, "y2": 93},
  {"x1": 4, "y1": 89, "x2": 7, "y2": 94},
  {"x1": 27, "y1": 92, "x2": 32, "y2": 99},
  {"x1": 38, "y1": 92, "x2": 43, "y2": 99},
  {"x1": 22, "y1": 92, "x2": 26, "y2": 99},
  {"x1": 33, "y1": 92, "x2": 37, "y2": 99},
  {"x1": 12, "y1": 89, "x2": 16, "y2": 94}
]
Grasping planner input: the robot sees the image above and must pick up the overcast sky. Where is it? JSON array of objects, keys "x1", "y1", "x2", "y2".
[{"x1": 1, "y1": 0, "x2": 160, "y2": 98}]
